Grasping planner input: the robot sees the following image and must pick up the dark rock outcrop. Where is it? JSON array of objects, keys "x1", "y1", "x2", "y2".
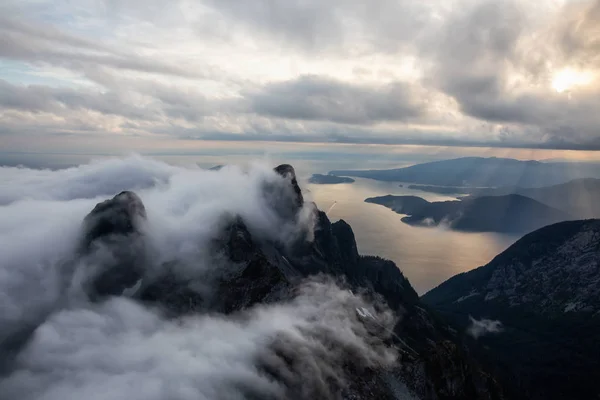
[
  {"x1": 273, "y1": 164, "x2": 304, "y2": 210},
  {"x1": 80, "y1": 191, "x2": 147, "y2": 299},
  {"x1": 81, "y1": 191, "x2": 146, "y2": 247}
]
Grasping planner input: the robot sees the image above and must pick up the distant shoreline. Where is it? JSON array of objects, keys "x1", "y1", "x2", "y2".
[{"x1": 308, "y1": 174, "x2": 355, "y2": 184}]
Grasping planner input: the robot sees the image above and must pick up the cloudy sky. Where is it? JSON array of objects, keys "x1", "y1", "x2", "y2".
[{"x1": 1, "y1": 0, "x2": 599, "y2": 154}]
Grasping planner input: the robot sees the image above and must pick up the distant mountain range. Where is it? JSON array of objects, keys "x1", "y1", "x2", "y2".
[
  {"x1": 308, "y1": 174, "x2": 355, "y2": 184},
  {"x1": 408, "y1": 184, "x2": 483, "y2": 195},
  {"x1": 365, "y1": 194, "x2": 569, "y2": 233},
  {"x1": 330, "y1": 157, "x2": 600, "y2": 188},
  {"x1": 408, "y1": 178, "x2": 600, "y2": 219},
  {"x1": 458, "y1": 178, "x2": 600, "y2": 219},
  {"x1": 422, "y1": 219, "x2": 600, "y2": 400}
]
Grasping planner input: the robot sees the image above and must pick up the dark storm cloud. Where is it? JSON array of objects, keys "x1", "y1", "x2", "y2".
[{"x1": 247, "y1": 75, "x2": 427, "y2": 125}]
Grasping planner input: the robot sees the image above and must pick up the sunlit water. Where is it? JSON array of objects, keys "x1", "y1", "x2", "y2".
[{"x1": 306, "y1": 178, "x2": 517, "y2": 295}]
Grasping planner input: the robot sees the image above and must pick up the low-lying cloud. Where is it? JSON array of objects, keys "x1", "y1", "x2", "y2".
[
  {"x1": 0, "y1": 155, "x2": 177, "y2": 205},
  {"x1": 0, "y1": 156, "x2": 396, "y2": 399},
  {"x1": 467, "y1": 316, "x2": 503, "y2": 339},
  {"x1": 1, "y1": 279, "x2": 395, "y2": 400}
]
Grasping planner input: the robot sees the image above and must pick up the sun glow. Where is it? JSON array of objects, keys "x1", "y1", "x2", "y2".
[{"x1": 551, "y1": 68, "x2": 594, "y2": 93}]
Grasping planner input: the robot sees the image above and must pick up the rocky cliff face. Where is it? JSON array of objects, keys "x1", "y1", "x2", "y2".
[
  {"x1": 0, "y1": 164, "x2": 502, "y2": 400},
  {"x1": 422, "y1": 219, "x2": 600, "y2": 400}
]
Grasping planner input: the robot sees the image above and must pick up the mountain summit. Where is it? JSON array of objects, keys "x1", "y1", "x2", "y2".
[{"x1": 0, "y1": 164, "x2": 502, "y2": 400}]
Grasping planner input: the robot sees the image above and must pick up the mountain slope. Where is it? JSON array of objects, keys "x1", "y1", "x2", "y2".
[
  {"x1": 461, "y1": 178, "x2": 600, "y2": 218},
  {"x1": 0, "y1": 164, "x2": 503, "y2": 400},
  {"x1": 422, "y1": 220, "x2": 600, "y2": 400},
  {"x1": 330, "y1": 157, "x2": 600, "y2": 187},
  {"x1": 365, "y1": 194, "x2": 570, "y2": 233}
]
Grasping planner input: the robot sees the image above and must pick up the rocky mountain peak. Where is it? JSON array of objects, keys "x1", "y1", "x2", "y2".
[
  {"x1": 80, "y1": 190, "x2": 148, "y2": 299},
  {"x1": 81, "y1": 190, "x2": 146, "y2": 248},
  {"x1": 1, "y1": 164, "x2": 504, "y2": 400}
]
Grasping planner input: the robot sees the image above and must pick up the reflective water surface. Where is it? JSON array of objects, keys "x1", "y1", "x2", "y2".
[{"x1": 306, "y1": 178, "x2": 517, "y2": 295}]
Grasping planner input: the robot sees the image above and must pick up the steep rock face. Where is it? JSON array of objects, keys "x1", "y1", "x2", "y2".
[
  {"x1": 81, "y1": 190, "x2": 147, "y2": 247},
  {"x1": 422, "y1": 219, "x2": 600, "y2": 400},
  {"x1": 271, "y1": 163, "x2": 304, "y2": 217},
  {"x1": 15, "y1": 164, "x2": 502, "y2": 400},
  {"x1": 80, "y1": 191, "x2": 148, "y2": 299}
]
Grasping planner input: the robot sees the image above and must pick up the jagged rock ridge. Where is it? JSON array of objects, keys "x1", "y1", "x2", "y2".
[{"x1": 2, "y1": 164, "x2": 503, "y2": 400}]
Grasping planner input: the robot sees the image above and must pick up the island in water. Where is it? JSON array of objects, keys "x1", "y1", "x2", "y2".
[
  {"x1": 365, "y1": 194, "x2": 570, "y2": 233},
  {"x1": 308, "y1": 174, "x2": 355, "y2": 184}
]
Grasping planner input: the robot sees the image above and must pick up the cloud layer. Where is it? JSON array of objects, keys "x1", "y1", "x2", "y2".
[
  {"x1": 0, "y1": 156, "x2": 397, "y2": 399},
  {"x1": 1, "y1": 281, "x2": 395, "y2": 400},
  {"x1": 1, "y1": 0, "x2": 599, "y2": 150}
]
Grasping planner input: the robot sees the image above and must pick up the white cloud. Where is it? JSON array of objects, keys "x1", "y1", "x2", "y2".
[
  {"x1": 0, "y1": 156, "x2": 311, "y2": 330},
  {"x1": 1, "y1": 280, "x2": 396, "y2": 400},
  {"x1": 0, "y1": 155, "x2": 177, "y2": 205},
  {"x1": 467, "y1": 316, "x2": 503, "y2": 339},
  {"x1": 2, "y1": 0, "x2": 600, "y2": 150},
  {"x1": 0, "y1": 156, "x2": 396, "y2": 399}
]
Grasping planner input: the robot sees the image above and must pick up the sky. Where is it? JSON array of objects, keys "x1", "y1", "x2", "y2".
[{"x1": 1, "y1": 0, "x2": 600, "y2": 155}]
